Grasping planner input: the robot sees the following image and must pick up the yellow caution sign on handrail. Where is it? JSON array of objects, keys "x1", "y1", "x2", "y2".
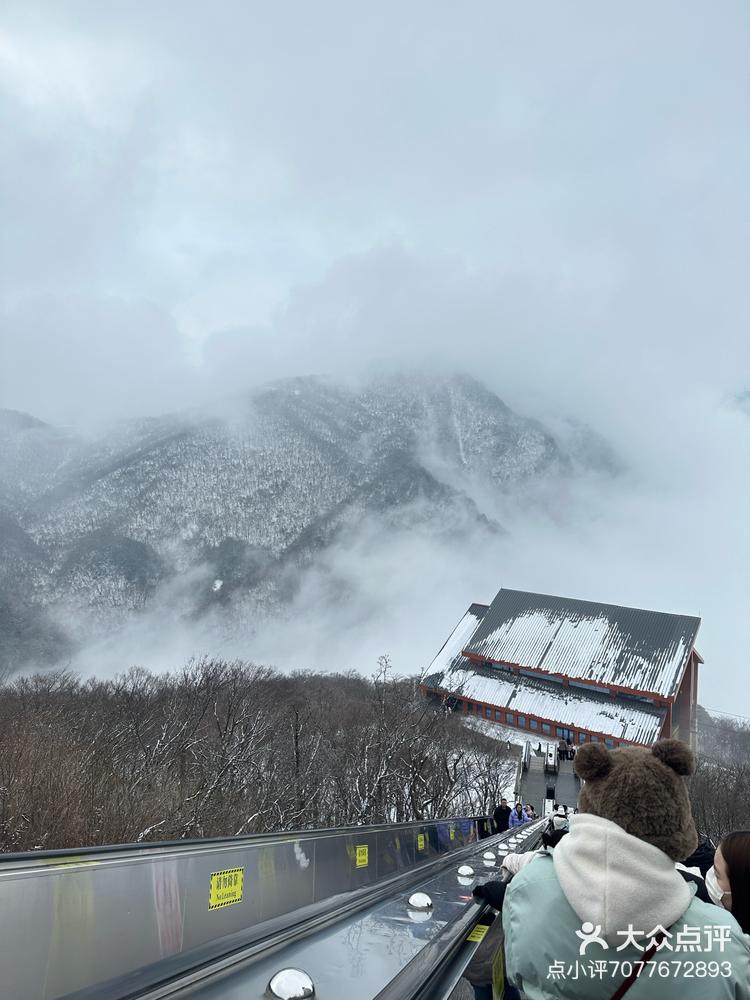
[
  {"x1": 208, "y1": 867, "x2": 244, "y2": 910},
  {"x1": 355, "y1": 845, "x2": 369, "y2": 868}
]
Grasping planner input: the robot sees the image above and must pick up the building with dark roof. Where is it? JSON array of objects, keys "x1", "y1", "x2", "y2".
[{"x1": 421, "y1": 589, "x2": 701, "y2": 749}]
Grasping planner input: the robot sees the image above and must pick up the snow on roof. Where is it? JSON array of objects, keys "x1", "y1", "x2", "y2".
[
  {"x1": 425, "y1": 602, "x2": 488, "y2": 676},
  {"x1": 463, "y1": 589, "x2": 700, "y2": 700},
  {"x1": 425, "y1": 663, "x2": 666, "y2": 745}
]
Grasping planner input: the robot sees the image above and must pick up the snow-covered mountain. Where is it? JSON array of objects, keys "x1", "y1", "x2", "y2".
[{"x1": 0, "y1": 373, "x2": 613, "y2": 671}]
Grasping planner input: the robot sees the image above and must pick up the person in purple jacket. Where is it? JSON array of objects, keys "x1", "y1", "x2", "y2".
[{"x1": 508, "y1": 802, "x2": 529, "y2": 827}]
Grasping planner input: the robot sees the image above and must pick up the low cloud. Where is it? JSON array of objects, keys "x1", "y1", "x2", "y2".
[
  {"x1": 58, "y1": 402, "x2": 749, "y2": 719},
  {"x1": 242, "y1": 409, "x2": 749, "y2": 717},
  {"x1": 1, "y1": 294, "x2": 198, "y2": 428}
]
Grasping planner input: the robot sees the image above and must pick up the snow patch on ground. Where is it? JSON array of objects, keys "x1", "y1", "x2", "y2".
[
  {"x1": 461, "y1": 715, "x2": 526, "y2": 801},
  {"x1": 462, "y1": 715, "x2": 531, "y2": 750}
]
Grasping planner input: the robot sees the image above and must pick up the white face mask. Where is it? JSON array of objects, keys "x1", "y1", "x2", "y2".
[{"x1": 705, "y1": 866, "x2": 731, "y2": 907}]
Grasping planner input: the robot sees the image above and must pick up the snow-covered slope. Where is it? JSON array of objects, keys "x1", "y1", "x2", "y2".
[{"x1": 0, "y1": 372, "x2": 611, "y2": 671}]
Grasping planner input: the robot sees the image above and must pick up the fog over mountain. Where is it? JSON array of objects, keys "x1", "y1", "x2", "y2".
[
  {"x1": 0, "y1": 372, "x2": 611, "y2": 669},
  {"x1": 0, "y1": 1, "x2": 748, "y2": 712}
]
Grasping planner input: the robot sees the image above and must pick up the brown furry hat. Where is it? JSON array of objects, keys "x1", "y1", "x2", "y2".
[{"x1": 574, "y1": 738, "x2": 698, "y2": 862}]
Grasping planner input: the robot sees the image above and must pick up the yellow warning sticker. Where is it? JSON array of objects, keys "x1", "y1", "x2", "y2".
[
  {"x1": 449, "y1": 825, "x2": 455, "y2": 841},
  {"x1": 355, "y1": 845, "x2": 369, "y2": 868},
  {"x1": 208, "y1": 867, "x2": 244, "y2": 910},
  {"x1": 492, "y1": 941, "x2": 506, "y2": 998},
  {"x1": 417, "y1": 833, "x2": 426, "y2": 851},
  {"x1": 466, "y1": 924, "x2": 490, "y2": 943}
]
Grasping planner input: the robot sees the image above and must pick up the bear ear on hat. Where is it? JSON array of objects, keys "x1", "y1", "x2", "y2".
[
  {"x1": 651, "y1": 739, "x2": 695, "y2": 777},
  {"x1": 574, "y1": 742, "x2": 612, "y2": 781}
]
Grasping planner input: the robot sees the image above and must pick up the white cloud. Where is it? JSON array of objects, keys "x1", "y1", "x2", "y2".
[
  {"x1": 0, "y1": 294, "x2": 198, "y2": 427},
  {"x1": 0, "y1": 20, "x2": 153, "y2": 124},
  {"x1": 1, "y1": 0, "x2": 748, "y2": 713}
]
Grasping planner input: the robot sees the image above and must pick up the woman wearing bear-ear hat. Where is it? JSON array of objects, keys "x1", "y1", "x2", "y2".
[{"x1": 502, "y1": 739, "x2": 750, "y2": 999}]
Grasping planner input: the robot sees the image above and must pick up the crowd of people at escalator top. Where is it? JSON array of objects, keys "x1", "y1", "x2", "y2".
[
  {"x1": 493, "y1": 799, "x2": 539, "y2": 832},
  {"x1": 467, "y1": 738, "x2": 750, "y2": 1000},
  {"x1": 559, "y1": 736, "x2": 577, "y2": 760},
  {"x1": 493, "y1": 799, "x2": 575, "y2": 835}
]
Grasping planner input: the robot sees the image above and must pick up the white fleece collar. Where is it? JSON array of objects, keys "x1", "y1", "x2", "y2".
[{"x1": 553, "y1": 813, "x2": 692, "y2": 945}]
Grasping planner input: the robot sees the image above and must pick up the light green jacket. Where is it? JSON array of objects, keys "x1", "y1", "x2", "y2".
[{"x1": 503, "y1": 851, "x2": 750, "y2": 999}]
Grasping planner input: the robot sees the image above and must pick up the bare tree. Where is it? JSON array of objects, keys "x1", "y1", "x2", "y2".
[
  {"x1": 690, "y1": 712, "x2": 750, "y2": 842},
  {"x1": 0, "y1": 657, "x2": 517, "y2": 851}
]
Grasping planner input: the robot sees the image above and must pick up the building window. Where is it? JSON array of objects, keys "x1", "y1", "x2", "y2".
[
  {"x1": 485, "y1": 707, "x2": 492, "y2": 719},
  {"x1": 578, "y1": 732, "x2": 587, "y2": 743},
  {"x1": 542, "y1": 722, "x2": 551, "y2": 735},
  {"x1": 619, "y1": 692, "x2": 655, "y2": 705},
  {"x1": 530, "y1": 719, "x2": 538, "y2": 731},
  {"x1": 590, "y1": 734, "x2": 599, "y2": 742},
  {"x1": 569, "y1": 680, "x2": 610, "y2": 696},
  {"x1": 556, "y1": 727, "x2": 565, "y2": 738},
  {"x1": 517, "y1": 715, "x2": 526, "y2": 728},
  {"x1": 605, "y1": 739, "x2": 615, "y2": 749},
  {"x1": 495, "y1": 710, "x2": 503, "y2": 722},
  {"x1": 507, "y1": 713, "x2": 515, "y2": 725}
]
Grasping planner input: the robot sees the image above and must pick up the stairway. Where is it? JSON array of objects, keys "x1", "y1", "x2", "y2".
[
  {"x1": 519, "y1": 754, "x2": 580, "y2": 815},
  {"x1": 552, "y1": 758, "x2": 581, "y2": 811}
]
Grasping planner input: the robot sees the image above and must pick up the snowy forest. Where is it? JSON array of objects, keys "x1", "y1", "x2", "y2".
[
  {"x1": 691, "y1": 712, "x2": 750, "y2": 844},
  {"x1": 0, "y1": 656, "x2": 517, "y2": 852}
]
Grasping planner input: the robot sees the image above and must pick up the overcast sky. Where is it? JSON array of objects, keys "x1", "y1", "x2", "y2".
[{"x1": 1, "y1": 1, "x2": 749, "y2": 713}]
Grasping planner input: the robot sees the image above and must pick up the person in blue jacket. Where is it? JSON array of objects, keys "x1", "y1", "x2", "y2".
[{"x1": 508, "y1": 802, "x2": 529, "y2": 828}]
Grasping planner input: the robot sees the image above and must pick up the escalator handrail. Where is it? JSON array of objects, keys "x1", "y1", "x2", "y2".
[
  {"x1": 372, "y1": 820, "x2": 547, "y2": 1000},
  {"x1": 0, "y1": 814, "x2": 492, "y2": 866}
]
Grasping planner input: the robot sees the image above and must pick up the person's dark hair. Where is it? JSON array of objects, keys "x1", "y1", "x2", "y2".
[
  {"x1": 720, "y1": 831, "x2": 750, "y2": 934},
  {"x1": 683, "y1": 835, "x2": 715, "y2": 877},
  {"x1": 542, "y1": 828, "x2": 568, "y2": 850}
]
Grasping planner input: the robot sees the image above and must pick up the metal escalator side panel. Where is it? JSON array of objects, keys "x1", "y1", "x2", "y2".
[
  {"x1": 153, "y1": 828, "x2": 537, "y2": 999},
  {"x1": 0, "y1": 818, "x2": 486, "y2": 1000}
]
